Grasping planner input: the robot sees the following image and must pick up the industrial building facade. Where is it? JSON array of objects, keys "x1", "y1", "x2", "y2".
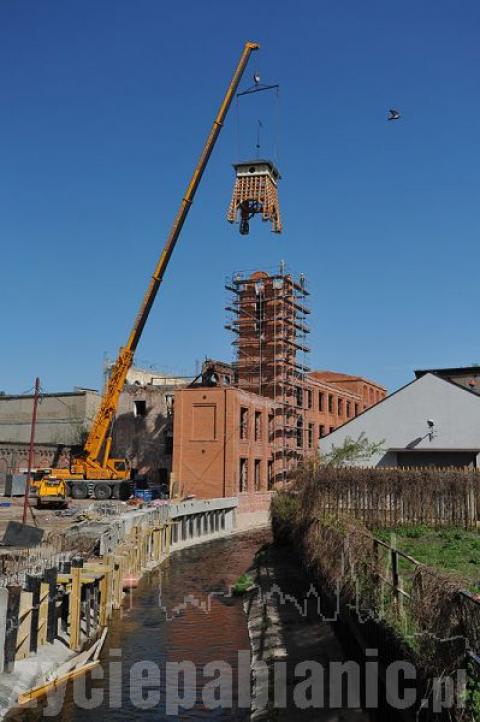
[
  {"x1": 171, "y1": 386, "x2": 276, "y2": 499},
  {"x1": 0, "y1": 390, "x2": 98, "y2": 491},
  {"x1": 172, "y1": 371, "x2": 385, "y2": 498}
]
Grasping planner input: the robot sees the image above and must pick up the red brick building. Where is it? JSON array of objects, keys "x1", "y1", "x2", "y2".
[
  {"x1": 171, "y1": 269, "x2": 386, "y2": 499},
  {"x1": 172, "y1": 386, "x2": 275, "y2": 500},
  {"x1": 310, "y1": 370, "x2": 386, "y2": 412}
]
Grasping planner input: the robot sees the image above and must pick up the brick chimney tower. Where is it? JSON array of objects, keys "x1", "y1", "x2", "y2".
[{"x1": 225, "y1": 265, "x2": 310, "y2": 481}]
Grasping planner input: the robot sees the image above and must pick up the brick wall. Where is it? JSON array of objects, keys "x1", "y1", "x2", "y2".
[
  {"x1": 0, "y1": 443, "x2": 71, "y2": 492},
  {"x1": 172, "y1": 386, "x2": 276, "y2": 499},
  {"x1": 111, "y1": 383, "x2": 184, "y2": 483},
  {"x1": 237, "y1": 490, "x2": 273, "y2": 514}
]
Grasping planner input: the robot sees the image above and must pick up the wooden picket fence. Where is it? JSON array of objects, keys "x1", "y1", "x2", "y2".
[{"x1": 306, "y1": 466, "x2": 480, "y2": 528}]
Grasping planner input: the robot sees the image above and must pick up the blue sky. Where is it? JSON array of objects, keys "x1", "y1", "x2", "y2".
[{"x1": 2, "y1": 0, "x2": 480, "y2": 395}]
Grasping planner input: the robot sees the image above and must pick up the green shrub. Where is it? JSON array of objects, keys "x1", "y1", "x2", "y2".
[
  {"x1": 232, "y1": 573, "x2": 254, "y2": 595},
  {"x1": 271, "y1": 490, "x2": 299, "y2": 545}
]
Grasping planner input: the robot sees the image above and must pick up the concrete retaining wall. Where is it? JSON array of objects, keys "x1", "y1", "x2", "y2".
[{"x1": 99, "y1": 497, "x2": 238, "y2": 555}]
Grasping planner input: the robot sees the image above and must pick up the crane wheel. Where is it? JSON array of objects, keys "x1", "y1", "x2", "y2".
[
  {"x1": 94, "y1": 483, "x2": 112, "y2": 500},
  {"x1": 71, "y1": 483, "x2": 89, "y2": 500}
]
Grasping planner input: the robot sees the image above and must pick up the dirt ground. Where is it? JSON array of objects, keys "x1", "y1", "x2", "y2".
[
  {"x1": 0, "y1": 496, "x2": 134, "y2": 577},
  {"x1": 0, "y1": 496, "x2": 122, "y2": 540}
]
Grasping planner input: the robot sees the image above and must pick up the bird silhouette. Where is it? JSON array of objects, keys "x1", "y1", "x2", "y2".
[{"x1": 388, "y1": 108, "x2": 401, "y2": 121}]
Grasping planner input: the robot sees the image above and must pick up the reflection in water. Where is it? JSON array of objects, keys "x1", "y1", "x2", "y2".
[{"x1": 9, "y1": 530, "x2": 268, "y2": 722}]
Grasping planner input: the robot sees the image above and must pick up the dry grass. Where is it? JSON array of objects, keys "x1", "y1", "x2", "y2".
[{"x1": 272, "y1": 484, "x2": 480, "y2": 716}]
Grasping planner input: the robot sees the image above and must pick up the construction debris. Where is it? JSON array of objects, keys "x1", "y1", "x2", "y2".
[{"x1": 1, "y1": 522, "x2": 44, "y2": 548}]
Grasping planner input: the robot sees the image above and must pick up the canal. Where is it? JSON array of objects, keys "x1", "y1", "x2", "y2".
[
  {"x1": 10, "y1": 529, "x2": 268, "y2": 722},
  {"x1": 7, "y1": 530, "x2": 402, "y2": 722}
]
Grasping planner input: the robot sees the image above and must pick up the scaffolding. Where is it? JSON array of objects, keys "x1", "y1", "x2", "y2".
[{"x1": 225, "y1": 263, "x2": 311, "y2": 483}]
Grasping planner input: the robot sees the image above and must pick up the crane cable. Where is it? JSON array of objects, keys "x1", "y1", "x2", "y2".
[{"x1": 235, "y1": 62, "x2": 281, "y2": 165}]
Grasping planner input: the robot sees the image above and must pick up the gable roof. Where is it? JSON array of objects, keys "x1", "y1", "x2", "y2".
[{"x1": 321, "y1": 371, "x2": 480, "y2": 439}]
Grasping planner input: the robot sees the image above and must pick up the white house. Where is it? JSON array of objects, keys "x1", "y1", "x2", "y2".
[{"x1": 319, "y1": 372, "x2": 480, "y2": 468}]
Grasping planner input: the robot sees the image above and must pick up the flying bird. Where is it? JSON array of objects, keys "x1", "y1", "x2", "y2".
[{"x1": 388, "y1": 108, "x2": 401, "y2": 121}]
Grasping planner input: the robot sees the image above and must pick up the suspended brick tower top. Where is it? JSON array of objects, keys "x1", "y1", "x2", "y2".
[{"x1": 227, "y1": 160, "x2": 282, "y2": 235}]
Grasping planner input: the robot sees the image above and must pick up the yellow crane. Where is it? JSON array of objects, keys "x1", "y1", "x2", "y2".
[{"x1": 35, "y1": 41, "x2": 259, "y2": 506}]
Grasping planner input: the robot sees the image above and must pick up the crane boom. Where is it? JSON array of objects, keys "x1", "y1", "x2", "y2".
[{"x1": 76, "y1": 41, "x2": 260, "y2": 477}]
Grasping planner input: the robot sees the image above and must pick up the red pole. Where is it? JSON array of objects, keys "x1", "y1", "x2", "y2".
[{"x1": 23, "y1": 377, "x2": 40, "y2": 525}]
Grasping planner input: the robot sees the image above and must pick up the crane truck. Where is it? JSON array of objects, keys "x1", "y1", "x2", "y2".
[{"x1": 33, "y1": 41, "x2": 259, "y2": 507}]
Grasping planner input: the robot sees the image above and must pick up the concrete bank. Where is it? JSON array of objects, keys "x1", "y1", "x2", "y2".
[
  {"x1": 0, "y1": 496, "x2": 240, "y2": 719},
  {"x1": 244, "y1": 543, "x2": 371, "y2": 721}
]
